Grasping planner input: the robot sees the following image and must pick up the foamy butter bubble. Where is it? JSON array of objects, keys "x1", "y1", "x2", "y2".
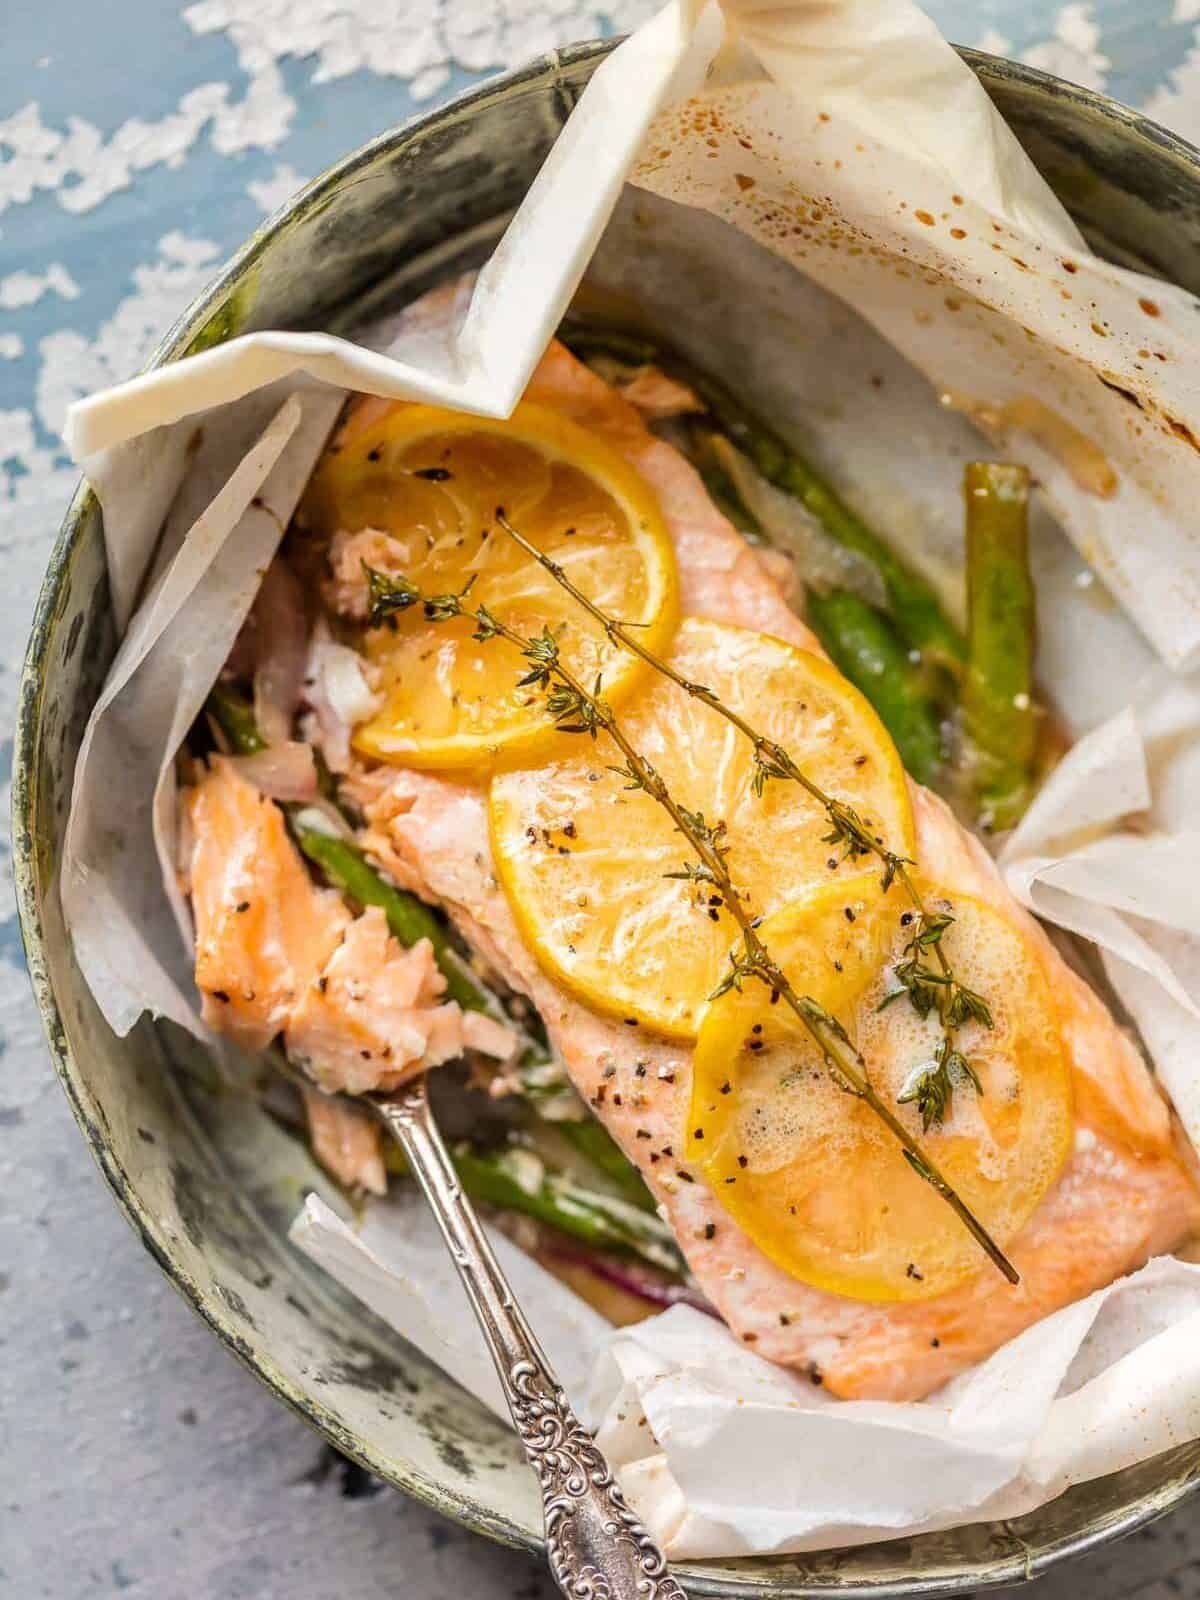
[{"x1": 692, "y1": 880, "x2": 1074, "y2": 1298}]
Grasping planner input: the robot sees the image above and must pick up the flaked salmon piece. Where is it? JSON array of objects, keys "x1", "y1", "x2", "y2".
[
  {"x1": 462, "y1": 1010, "x2": 521, "y2": 1061},
  {"x1": 183, "y1": 760, "x2": 512, "y2": 1105},
  {"x1": 614, "y1": 365, "x2": 705, "y2": 421},
  {"x1": 302, "y1": 617, "x2": 382, "y2": 775},
  {"x1": 342, "y1": 336, "x2": 1200, "y2": 1400},
  {"x1": 301, "y1": 1084, "x2": 387, "y2": 1196},
  {"x1": 184, "y1": 757, "x2": 351, "y2": 1051},
  {"x1": 286, "y1": 907, "x2": 464, "y2": 1095},
  {"x1": 224, "y1": 742, "x2": 320, "y2": 804},
  {"x1": 324, "y1": 528, "x2": 403, "y2": 622}
]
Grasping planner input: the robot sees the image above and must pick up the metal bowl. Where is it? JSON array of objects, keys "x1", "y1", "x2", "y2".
[{"x1": 15, "y1": 39, "x2": 1200, "y2": 1596}]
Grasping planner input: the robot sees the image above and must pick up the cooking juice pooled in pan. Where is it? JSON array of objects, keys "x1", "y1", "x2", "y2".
[
  {"x1": 940, "y1": 389, "x2": 1119, "y2": 499},
  {"x1": 181, "y1": 302, "x2": 1200, "y2": 1401}
]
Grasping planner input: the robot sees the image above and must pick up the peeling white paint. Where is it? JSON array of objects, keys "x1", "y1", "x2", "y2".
[
  {"x1": 0, "y1": 406, "x2": 40, "y2": 470},
  {"x1": 0, "y1": 70, "x2": 293, "y2": 219},
  {"x1": 35, "y1": 234, "x2": 220, "y2": 436},
  {"x1": 975, "y1": 28, "x2": 1013, "y2": 56},
  {"x1": 0, "y1": 335, "x2": 23, "y2": 360},
  {"x1": 0, "y1": 411, "x2": 78, "y2": 690},
  {"x1": 247, "y1": 162, "x2": 307, "y2": 214},
  {"x1": 0, "y1": 409, "x2": 75, "y2": 529},
  {"x1": 0, "y1": 0, "x2": 669, "y2": 232},
  {"x1": 185, "y1": 0, "x2": 662, "y2": 104},
  {"x1": 1023, "y1": 3, "x2": 1110, "y2": 92},
  {"x1": 0, "y1": 263, "x2": 80, "y2": 310},
  {"x1": 1145, "y1": 25, "x2": 1200, "y2": 141}
]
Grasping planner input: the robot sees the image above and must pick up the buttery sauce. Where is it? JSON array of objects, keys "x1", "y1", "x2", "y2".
[{"x1": 940, "y1": 389, "x2": 1119, "y2": 500}]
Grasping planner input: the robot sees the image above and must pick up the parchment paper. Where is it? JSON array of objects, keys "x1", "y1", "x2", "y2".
[
  {"x1": 1002, "y1": 666, "x2": 1200, "y2": 1151},
  {"x1": 291, "y1": 1192, "x2": 610, "y2": 1417},
  {"x1": 585, "y1": 1257, "x2": 1200, "y2": 1556},
  {"x1": 294, "y1": 1199, "x2": 1200, "y2": 1558}
]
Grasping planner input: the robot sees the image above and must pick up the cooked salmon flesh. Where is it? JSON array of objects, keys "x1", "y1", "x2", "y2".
[{"x1": 186, "y1": 330, "x2": 1200, "y2": 1402}]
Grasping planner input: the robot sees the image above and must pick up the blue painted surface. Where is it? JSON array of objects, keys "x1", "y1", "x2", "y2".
[{"x1": 0, "y1": 1, "x2": 1194, "y2": 463}]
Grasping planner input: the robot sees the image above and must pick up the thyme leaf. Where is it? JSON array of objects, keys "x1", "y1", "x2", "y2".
[
  {"x1": 364, "y1": 564, "x2": 421, "y2": 625},
  {"x1": 898, "y1": 1041, "x2": 983, "y2": 1133},
  {"x1": 708, "y1": 945, "x2": 762, "y2": 1001}
]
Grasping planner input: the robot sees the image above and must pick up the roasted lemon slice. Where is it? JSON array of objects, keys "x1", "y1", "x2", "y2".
[
  {"x1": 688, "y1": 879, "x2": 1073, "y2": 1301},
  {"x1": 489, "y1": 617, "x2": 914, "y2": 1039},
  {"x1": 306, "y1": 401, "x2": 678, "y2": 772}
]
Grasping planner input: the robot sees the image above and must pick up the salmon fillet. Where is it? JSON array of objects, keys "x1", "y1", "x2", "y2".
[
  {"x1": 182, "y1": 759, "x2": 509, "y2": 1193},
  {"x1": 184, "y1": 756, "x2": 351, "y2": 1051},
  {"x1": 344, "y1": 338, "x2": 1200, "y2": 1400}
]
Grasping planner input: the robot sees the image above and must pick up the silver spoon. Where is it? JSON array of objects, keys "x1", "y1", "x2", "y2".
[{"x1": 369, "y1": 1077, "x2": 688, "y2": 1600}]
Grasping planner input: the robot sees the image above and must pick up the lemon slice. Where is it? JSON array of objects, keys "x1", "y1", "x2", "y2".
[
  {"x1": 305, "y1": 401, "x2": 678, "y2": 773},
  {"x1": 489, "y1": 617, "x2": 915, "y2": 1039},
  {"x1": 689, "y1": 879, "x2": 1073, "y2": 1301}
]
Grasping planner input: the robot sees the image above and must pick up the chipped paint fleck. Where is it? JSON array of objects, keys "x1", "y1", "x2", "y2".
[
  {"x1": 0, "y1": 264, "x2": 79, "y2": 310},
  {"x1": 1024, "y1": 4, "x2": 1111, "y2": 93},
  {"x1": 248, "y1": 162, "x2": 308, "y2": 214}
]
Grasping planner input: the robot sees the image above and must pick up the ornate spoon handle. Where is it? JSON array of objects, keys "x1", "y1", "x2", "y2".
[{"x1": 374, "y1": 1081, "x2": 688, "y2": 1600}]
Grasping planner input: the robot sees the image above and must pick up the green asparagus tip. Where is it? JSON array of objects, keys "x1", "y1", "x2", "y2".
[
  {"x1": 961, "y1": 462, "x2": 1038, "y2": 831},
  {"x1": 806, "y1": 588, "x2": 945, "y2": 786}
]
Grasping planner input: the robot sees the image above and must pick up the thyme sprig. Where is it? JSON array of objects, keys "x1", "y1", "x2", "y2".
[
  {"x1": 364, "y1": 562, "x2": 1017, "y2": 1285},
  {"x1": 492, "y1": 510, "x2": 992, "y2": 1128},
  {"x1": 898, "y1": 1040, "x2": 983, "y2": 1135}
]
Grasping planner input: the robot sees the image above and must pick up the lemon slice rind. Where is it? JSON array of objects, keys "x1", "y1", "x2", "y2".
[{"x1": 309, "y1": 401, "x2": 679, "y2": 774}]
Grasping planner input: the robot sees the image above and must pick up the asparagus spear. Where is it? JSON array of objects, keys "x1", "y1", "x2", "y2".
[
  {"x1": 653, "y1": 422, "x2": 948, "y2": 787},
  {"x1": 207, "y1": 680, "x2": 267, "y2": 753},
  {"x1": 563, "y1": 325, "x2": 965, "y2": 670},
  {"x1": 450, "y1": 1145, "x2": 684, "y2": 1274},
  {"x1": 518, "y1": 1098, "x2": 657, "y2": 1214},
  {"x1": 734, "y1": 427, "x2": 965, "y2": 672},
  {"x1": 507, "y1": 1043, "x2": 658, "y2": 1212},
  {"x1": 557, "y1": 1118, "x2": 656, "y2": 1212},
  {"x1": 961, "y1": 462, "x2": 1037, "y2": 830},
  {"x1": 805, "y1": 589, "x2": 945, "y2": 787}
]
